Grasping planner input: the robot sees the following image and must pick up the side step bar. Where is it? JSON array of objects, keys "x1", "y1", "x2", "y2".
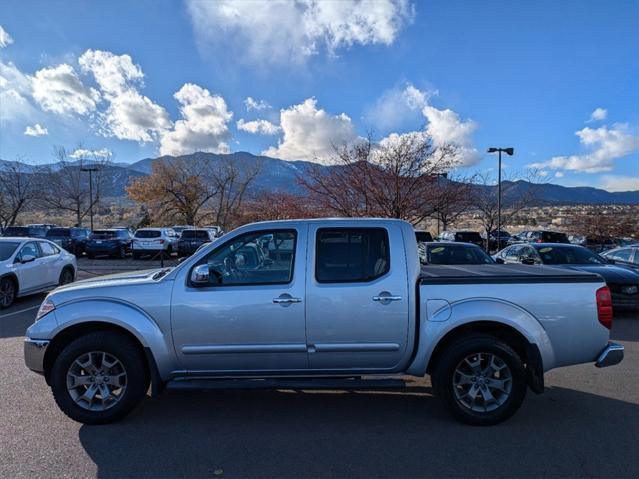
[{"x1": 166, "y1": 377, "x2": 407, "y2": 391}]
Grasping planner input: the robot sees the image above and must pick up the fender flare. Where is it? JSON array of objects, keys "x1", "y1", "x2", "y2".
[{"x1": 406, "y1": 298, "x2": 556, "y2": 377}]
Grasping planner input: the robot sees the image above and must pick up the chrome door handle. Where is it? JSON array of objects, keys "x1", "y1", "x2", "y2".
[
  {"x1": 373, "y1": 295, "x2": 402, "y2": 302},
  {"x1": 273, "y1": 296, "x2": 302, "y2": 304}
]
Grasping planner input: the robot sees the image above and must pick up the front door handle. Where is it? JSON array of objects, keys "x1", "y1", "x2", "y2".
[
  {"x1": 273, "y1": 293, "x2": 302, "y2": 306},
  {"x1": 373, "y1": 292, "x2": 402, "y2": 304}
]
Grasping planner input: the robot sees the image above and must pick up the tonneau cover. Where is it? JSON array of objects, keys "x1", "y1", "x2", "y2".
[{"x1": 420, "y1": 264, "x2": 603, "y2": 284}]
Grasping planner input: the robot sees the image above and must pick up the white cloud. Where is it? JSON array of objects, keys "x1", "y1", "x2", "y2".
[
  {"x1": 0, "y1": 61, "x2": 36, "y2": 120},
  {"x1": 0, "y1": 25, "x2": 13, "y2": 48},
  {"x1": 237, "y1": 118, "x2": 281, "y2": 135},
  {"x1": 364, "y1": 82, "x2": 436, "y2": 132},
  {"x1": 160, "y1": 83, "x2": 233, "y2": 156},
  {"x1": 589, "y1": 107, "x2": 607, "y2": 122},
  {"x1": 187, "y1": 0, "x2": 414, "y2": 64},
  {"x1": 422, "y1": 105, "x2": 480, "y2": 166},
  {"x1": 598, "y1": 175, "x2": 639, "y2": 192},
  {"x1": 554, "y1": 171, "x2": 564, "y2": 178},
  {"x1": 79, "y1": 49, "x2": 171, "y2": 142},
  {"x1": 529, "y1": 124, "x2": 639, "y2": 173},
  {"x1": 69, "y1": 148, "x2": 112, "y2": 159},
  {"x1": 263, "y1": 97, "x2": 358, "y2": 162},
  {"x1": 245, "y1": 97, "x2": 271, "y2": 111},
  {"x1": 24, "y1": 124, "x2": 48, "y2": 136},
  {"x1": 32, "y1": 63, "x2": 99, "y2": 115}
]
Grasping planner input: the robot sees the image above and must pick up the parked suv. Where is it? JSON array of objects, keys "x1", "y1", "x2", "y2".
[
  {"x1": 517, "y1": 230, "x2": 569, "y2": 244},
  {"x1": 45, "y1": 228, "x2": 91, "y2": 255},
  {"x1": 132, "y1": 228, "x2": 178, "y2": 259},
  {"x1": 177, "y1": 228, "x2": 217, "y2": 257},
  {"x1": 1, "y1": 225, "x2": 50, "y2": 238},
  {"x1": 437, "y1": 230, "x2": 484, "y2": 248},
  {"x1": 85, "y1": 229, "x2": 133, "y2": 259}
]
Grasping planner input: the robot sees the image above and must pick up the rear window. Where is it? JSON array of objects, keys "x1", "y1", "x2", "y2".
[
  {"x1": 0, "y1": 242, "x2": 20, "y2": 261},
  {"x1": 46, "y1": 228, "x2": 71, "y2": 237},
  {"x1": 90, "y1": 230, "x2": 117, "y2": 239},
  {"x1": 315, "y1": 228, "x2": 390, "y2": 283},
  {"x1": 426, "y1": 244, "x2": 494, "y2": 265},
  {"x1": 415, "y1": 231, "x2": 433, "y2": 243},
  {"x1": 542, "y1": 232, "x2": 569, "y2": 243},
  {"x1": 455, "y1": 232, "x2": 482, "y2": 242},
  {"x1": 2, "y1": 227, "x2": 29, "y2": 237},
  {"x1": 181, "y1": 230, "x2": 210, "y2": 239},
  {"x1": 135, "y1": 230, "x2": 162, "y2": 238}
]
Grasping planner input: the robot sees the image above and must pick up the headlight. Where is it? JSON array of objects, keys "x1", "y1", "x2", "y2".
[{"x1": 35, "y1": 299, "x2": 55, "y2": 321}]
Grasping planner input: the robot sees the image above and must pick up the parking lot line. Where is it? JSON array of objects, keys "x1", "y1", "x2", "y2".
[{"x1": 0, "y1": 304, "x2": 39, "y2": 319}]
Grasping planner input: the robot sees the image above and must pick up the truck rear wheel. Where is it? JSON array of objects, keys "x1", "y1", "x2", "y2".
[
  {"x1": 432, "y1": 334, "x2": 526, "y2": 426},
  {"x1": 50, "y1": 331, "x2": 149, "y2": 424}
]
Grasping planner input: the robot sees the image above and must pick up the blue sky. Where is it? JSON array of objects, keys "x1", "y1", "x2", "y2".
[{"x1": 1, "y1": 0, "x2": 638, "y2": 191}]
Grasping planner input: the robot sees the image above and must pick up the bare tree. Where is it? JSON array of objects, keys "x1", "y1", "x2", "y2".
[
  {"x1": 429, "y1": 174, "x2": 474, "y2": 233},
  {"x1": 0, "y1": 158, "x2": 38, "y2": 227},
  {"x1": 37, "y1": 147, "x2": 106, "y2": 227},
  {"x1": 299, "y1": 133, "x2": 460, "y2": 225}
]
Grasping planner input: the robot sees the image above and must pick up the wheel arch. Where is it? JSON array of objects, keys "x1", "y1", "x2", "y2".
[{"x1": 0, "y1": 272, "x2": 19, "y2": 291}]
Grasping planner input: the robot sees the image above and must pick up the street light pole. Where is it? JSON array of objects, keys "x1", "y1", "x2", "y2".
[
  {"x1": 81, "y1": 166, "x2": 98, "y2": 230},
  {"x1": 487, "y1": 147, "x2": 514, "y2": 251}
]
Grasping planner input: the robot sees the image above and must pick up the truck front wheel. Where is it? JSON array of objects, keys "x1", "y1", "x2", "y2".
[
  {"x1": 50, "y1": 331, "x2": 149, "y2": 424},
  {"x1": 432, "y1": 335, "x2": 527, "y2": 426}
]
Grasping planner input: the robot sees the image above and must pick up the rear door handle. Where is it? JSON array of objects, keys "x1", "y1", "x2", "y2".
[{"x1": 373, "y1": 294, "x2": 402, "y2": 303}]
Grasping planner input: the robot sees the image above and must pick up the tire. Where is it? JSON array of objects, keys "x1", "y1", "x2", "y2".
[
  {"x1": 58, "y1": 267, "x2": 74, "y2": 286},
  {"x1": 0, "y1": 276, "x2": 16, "y2": 309},
  {"x1": 432, "y1": 334, "x2": 527, "y2": 426},
  {"x1": 50, "y1": 331, "x2": 149, "y2": 424},
  {"x1": 166, "y1": 246, "x2": 173, "y2": 257}
]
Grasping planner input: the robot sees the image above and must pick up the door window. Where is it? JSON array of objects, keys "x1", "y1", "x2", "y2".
[
  {"x1": 315, "y1": 228, "x2": 389, "y2": 283},
  {"x1": 199, "y1": 230, "x2": 296, "y2": 285},
  {"x1": 39, "y1": 241, "x2": 59, "y2": 256},
  {"x1": 611, "y1": 249, "x2": 633, "y2": 262},
  {"x1": 17, "y1": 242, "x2": 40, "y2": 261}
]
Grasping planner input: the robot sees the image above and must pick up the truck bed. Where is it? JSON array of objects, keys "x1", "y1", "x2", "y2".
[{"x1": 419, "y1": 264, "x2": 602, "y2": 284}]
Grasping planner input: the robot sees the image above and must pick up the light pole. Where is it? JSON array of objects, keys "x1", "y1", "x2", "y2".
[
  {"x1": 486, "y1": 147, "x2": 514, "y2": 251},
  {"x1": 81, "y1": 166, "x2": 98, "y2": 230}
]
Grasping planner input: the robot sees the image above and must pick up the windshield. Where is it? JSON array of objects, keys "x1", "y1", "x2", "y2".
[
  {"x1": 46, "y1": 228, "x2": 71, "y2": 237},
  {"x1": 135, "y1": 230, "x2": 162, "y2": 238},
  {"x1": 0, "y1": 242, "x2": 20, "y2": 261},
  {"x1": 427, "y1": 244, "x2": 494, "y2": 265},
  {"x1": 181, "y1": 230, "x2": 209, "y2": 239},
  {"x1": 90, "y1": 230, "x2": 117, "y2": 239},
  {"x1": 536, "y1": 246, "x2": 607, "y2": 265}
]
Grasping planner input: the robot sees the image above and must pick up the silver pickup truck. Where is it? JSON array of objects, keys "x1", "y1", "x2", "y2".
[{"x1": 24, "y1": 218, "x2": 623, "y2": 425}]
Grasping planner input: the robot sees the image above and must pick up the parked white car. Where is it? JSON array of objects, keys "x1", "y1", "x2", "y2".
[
  {"x1": 0, "y1": 237, "x2": 76, "y2": 308},
  {"x1": 131, "y1": 228, "x2": 179, "y2": 259}
]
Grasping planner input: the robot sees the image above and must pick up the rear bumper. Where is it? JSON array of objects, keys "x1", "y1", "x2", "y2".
[
  {"x1": 595, "y1": 342, "x2": 624, "y2": 368},
  {"x1": 24, "y1": 339, "x2": 49, "y2": 374}
]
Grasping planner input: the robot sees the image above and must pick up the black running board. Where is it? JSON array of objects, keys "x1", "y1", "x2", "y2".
[{"x1": 166, "y1": 377, "x2": 407, "y2": 391}]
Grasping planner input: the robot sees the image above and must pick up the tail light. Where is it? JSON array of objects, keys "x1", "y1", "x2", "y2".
[{"x1": 596, "y1": 286, "x2": 613, "y2": 329}]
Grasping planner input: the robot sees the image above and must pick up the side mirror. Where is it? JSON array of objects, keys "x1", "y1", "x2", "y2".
[
  {"x1": 495, "y1": 257, "x2": 505, "y2": 264},
  {"x1": 190, "y1": 264, "x2": 210, "y2": 286},
  {"x1": 521, "y1": 258, "x2": 535, "y2": 266},
  {"x1": 20, "y1": 254, "x2": 36, "y2": 264}
]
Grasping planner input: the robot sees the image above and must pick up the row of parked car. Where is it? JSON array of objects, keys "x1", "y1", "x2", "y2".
[
  {"x1": 416, "y1": 232, "x2": 639, "y2": 312},
  {"x1": 0, "y1": 224, "x2": 224, "y2": 259}
]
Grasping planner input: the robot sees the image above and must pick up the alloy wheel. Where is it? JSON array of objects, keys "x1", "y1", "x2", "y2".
[
  {"x1": 0, "y1": 279, "x2": 15, "y2": 308},
  {"x1": 66, "y1": 351, "x2": 128, "y2": 411},
  {"x1": 452, "y1": 352, "x2": 513, "y2": 413}
]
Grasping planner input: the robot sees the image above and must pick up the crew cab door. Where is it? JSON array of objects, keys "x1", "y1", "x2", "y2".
[
  {"x1": 305, "y1": 223, "x2": 410, "y2": 371},
  {"x1": 171, "y1": 226, "x2": 308, "y2": 373}
]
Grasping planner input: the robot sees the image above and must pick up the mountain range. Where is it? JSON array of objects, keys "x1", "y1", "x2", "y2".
[{"x1": 1, "y1": 152, "x2": 638, "y2": 205}]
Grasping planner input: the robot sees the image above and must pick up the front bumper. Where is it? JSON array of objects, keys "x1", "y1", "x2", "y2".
[
  {"x1": 24, "y1": 339, "x2": 49, "y2": 374},
  {"x1": 595, "y1": 342, "x2": 624, "y2": 368}
]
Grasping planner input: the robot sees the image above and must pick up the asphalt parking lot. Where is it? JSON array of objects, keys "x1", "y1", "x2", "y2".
[{"x1": 0, "y1": 264, "x2": 637, "y2": 478}]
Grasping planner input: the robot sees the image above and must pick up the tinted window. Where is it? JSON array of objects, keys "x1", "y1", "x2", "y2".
[
  {"x1": 426, "y1": 244, "x2": 494, "y2": 265},
  {"x1": 118, "y1": 230, "x2": 131, "y2": 239},
  {"x1": 415, "y1": 231, "x2": 433, "y2": 243},
  {"x1": 455, "y1": 232, "x2": 482, "y2": 243},
  {"x1": 542, "y1": 232, "x2": 569, "y2": 243},
  {"x1": 135, "y1": 230, "x2": 162, "y2": 238},
  {"x1": 0, "y1": 242, "x2": 20, "y2": 261},
  {"x1": 316, "y1": 228, "x2": 389, "y2": 283},
  {"x1": 18, "y1": 242, "x2": 40, "y2": 260},
  {"x1": 535, "y1": 246, "x2": 606, "y2": 265},
  {"x1": 46, "y1": 228, "x2": 71, "y2": 237},
  {"x1": 27, "y1": 227, "x2": 47, "y2": 237},
  {"x1": 90, "y1": 230, "x2": 116, "y2": 239},
  {"x1": 39, "y1": 242, "x2": 59, "y2": 256},
  {"x1": 181, "y1": 230, "x2": 210, "y2": 239},
  {"x1": 201, "y1": 230, "x2": 296, "y2": 285},
  {"x1": 2, "y1": 227, "x2": 30, "y2": 237}
]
